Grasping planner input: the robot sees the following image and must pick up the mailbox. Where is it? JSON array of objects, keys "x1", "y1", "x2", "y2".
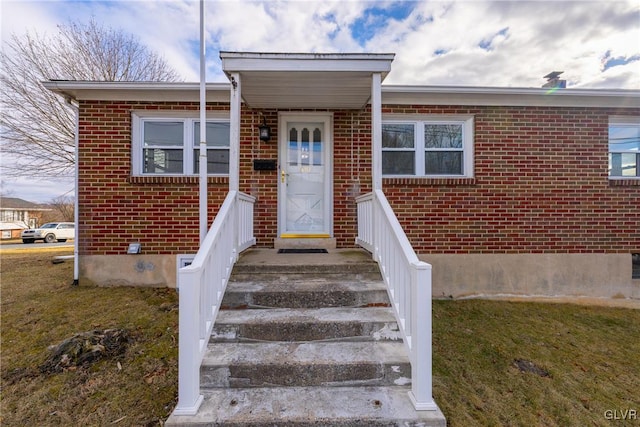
[{"x1": 253, "y1": 159, "x2": 277, "y2": 171}]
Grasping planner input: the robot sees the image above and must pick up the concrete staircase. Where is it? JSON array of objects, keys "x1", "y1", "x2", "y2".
[{"x1": 166, "y1": 249, "x2": 446, "y2": 426}]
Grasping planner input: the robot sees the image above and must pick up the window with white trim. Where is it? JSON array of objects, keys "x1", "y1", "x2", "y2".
[
  {"x1": 609, "y1": 117, "x2": 640, "y2": 178},
  {"x1": 382, "y1": 116, "x2": 474, "y2": 177},
  {"x1": 132, "y1": 112, "x2": 230, "y2": 176}
]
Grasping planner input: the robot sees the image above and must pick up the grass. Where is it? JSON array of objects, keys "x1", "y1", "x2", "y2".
[
  {"x1": 2, "y1": 250, "x2": 639, "y2": 426},
  {"x1": 432, "y1": 300, "x2": 640, "y2": 426},
  {"x1": 1, "y1": 250, "x2": 178, "y2": 426}
]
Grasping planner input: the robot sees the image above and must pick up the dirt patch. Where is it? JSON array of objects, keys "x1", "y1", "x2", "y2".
[
  {"x1": 2, "y1": 367, "x2": 40, "y2": 385},
  {"x1": 40, "y1": 329, "x2": 129, "y2": 374},
  {"x1": 513, "y1": 358, "x2": 550, "y2": 377}
]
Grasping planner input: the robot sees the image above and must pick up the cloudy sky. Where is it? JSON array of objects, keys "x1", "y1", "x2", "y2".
[{"x1": 1, "y1": 0, "x2": 639, "y2": 202}]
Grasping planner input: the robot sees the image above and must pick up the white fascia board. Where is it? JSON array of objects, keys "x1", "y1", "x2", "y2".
[
  {"x1": 382, "y1": 85, "x2": 640, "y2": 108},
  {"x1": 42, "y1": 81, "x2": 230, "y2": 102},
  {"x1": 220, "y1": 52, "x2": 394, "y2": 74}
]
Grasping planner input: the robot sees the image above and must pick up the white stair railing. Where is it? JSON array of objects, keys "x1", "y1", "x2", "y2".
[
  {"x1": 173, "y1": 190, "x2": 256, "y2": 415},
  {"x1": 356, "y1": 189, "x2": 437, "y2": 411}
]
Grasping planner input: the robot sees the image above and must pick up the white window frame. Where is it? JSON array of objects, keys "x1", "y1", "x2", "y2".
[
  {"x1": 381, "y1": 115, "x2": 474, "y2": 178},
  {"x1": 131, "y1": 111, "x2": 230, "y2": 176},
  {"x1": 608, "y1": 116, "x2": 640, "y2": 179}
]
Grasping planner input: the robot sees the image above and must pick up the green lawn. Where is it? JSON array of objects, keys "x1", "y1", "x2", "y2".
[{"x1": 1, "y1": 251, "x2": 638, "y2": 426}]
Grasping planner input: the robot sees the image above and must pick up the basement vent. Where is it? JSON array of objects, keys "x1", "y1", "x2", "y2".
[
  {"x1": 278, "y1": 249, "x2": 328, "y2": 254},
  {"x1": 633, "y1": 253, "x2": 640, "y2": 279}
]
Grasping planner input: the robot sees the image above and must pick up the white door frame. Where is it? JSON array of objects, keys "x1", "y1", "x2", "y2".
[{"x1": 277, "y1": 112, "x2": 333, "y2": 238}]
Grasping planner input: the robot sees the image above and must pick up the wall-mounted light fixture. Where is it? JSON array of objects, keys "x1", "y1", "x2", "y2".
[
  {"x1": 127, "y1": 243, "x2": 141, "y2": 254},
  {"x1": 258, "y1": 116, "x2": 271, "y2": 142}
]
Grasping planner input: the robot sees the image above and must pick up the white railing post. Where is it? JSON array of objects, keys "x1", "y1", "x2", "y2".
[
  {"x1": 174, "y1": 269, "x2": 204, "y2": 415},
  {"x1": 172, "y1": 190, "x2": 255, "y2": 417},
  {"x1": 355, "y1": 190, "x2": 438, "y2": 412},
  {"x1": 409, "y1": 261, "x2": 438, "y2": 410},
  {"x1": 355, "y1": 192, "x2": 374, "y2": 253}
]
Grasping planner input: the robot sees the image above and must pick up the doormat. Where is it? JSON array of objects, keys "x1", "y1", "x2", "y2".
[{"x1": 277, "y1": 249, "x2": 328, "y2": 254}]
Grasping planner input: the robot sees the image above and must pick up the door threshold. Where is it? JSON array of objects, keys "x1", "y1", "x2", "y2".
[
  {"x1": 274, "y1": 237, "x2": 336, "y2": 250},
  {"x1": 277, "y1": 248, "x2": 328, "y2": 254}
]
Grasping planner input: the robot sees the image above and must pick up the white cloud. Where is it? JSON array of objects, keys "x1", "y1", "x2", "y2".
[
  {"x1": 1, "y1": 1, "x2": 61, "y2": 42},
  {"x1": 3, "y1": 0, "x2": 638, "y2": 88},
  {"x1": 373, "y1": 1, "x2": 640, "y2": 88}
]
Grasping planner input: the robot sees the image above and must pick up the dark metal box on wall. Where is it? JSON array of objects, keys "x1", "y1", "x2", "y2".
[{"x1": 253, "y1": 159, "x2": 277, "y2": 171}]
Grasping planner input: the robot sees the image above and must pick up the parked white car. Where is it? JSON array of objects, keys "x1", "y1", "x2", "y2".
[{"x1": 21, "y1": 222, "x2": 75, "y2": 244}]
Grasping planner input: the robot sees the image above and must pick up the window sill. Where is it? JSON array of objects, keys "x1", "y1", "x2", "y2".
[
  {"x1": 608, "y1": 178, "x2": 640, "y2": 187},
  {"x1": 383, "y1": 177, "x2": 476, "y2": 186},
  {"x1": 130, "y1": 175, "x2": 229, "y2": 185}
]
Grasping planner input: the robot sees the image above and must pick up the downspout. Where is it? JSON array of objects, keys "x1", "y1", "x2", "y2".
[
  {"x1": 198, "y1": 0, "x2": 208, "y2": 243},
  {"x1": 65, "y1": 96, "x2": 80, "y2": 286}
]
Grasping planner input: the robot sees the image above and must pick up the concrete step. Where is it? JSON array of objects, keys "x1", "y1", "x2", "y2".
[
  {"x1": 165, "y1": 386, "x2": 446, "y2": 426},
  {"x1": 166, "y1": 249, "x2": 446, "y2": 426},
  {"x1": 232, "y1": 248, "x2": 381, "y2": 276},
  {"x1": 232, "y1": 262, "x2": 382, "y2": 275},
  {"x1": 200, "y1": 341, "x2": 411, "y2": 389},
  {"x1": 222, "y1": 277, "x2": 390, "y2": 309},
  {"x1": 212, "y1": 306, "x2": 401, "y2": 342}
]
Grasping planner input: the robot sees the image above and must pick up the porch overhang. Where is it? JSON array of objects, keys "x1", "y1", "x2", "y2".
[{"x1": 220, "y1": 52, "x2": 395, "y2": 109}]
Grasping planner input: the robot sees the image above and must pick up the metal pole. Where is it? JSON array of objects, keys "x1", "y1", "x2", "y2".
[
  {"x1": 67, "y1": 97, "x2": 80, "y2": 286},
  {"x1": 198, "y1": 0, "x2": 207, "y2": 243}
]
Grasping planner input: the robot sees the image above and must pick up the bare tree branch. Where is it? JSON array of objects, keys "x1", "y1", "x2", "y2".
[
  {"x1": 43, "y1": 195, "x2": 75, "y2": 222},
  {"x1": 1, "y1": 18, "x2": 181, "y2": 179}
]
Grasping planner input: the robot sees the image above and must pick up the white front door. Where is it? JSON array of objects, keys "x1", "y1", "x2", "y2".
[{"x1": 279, "y1": 113, "x2": 332, "y2": 237}]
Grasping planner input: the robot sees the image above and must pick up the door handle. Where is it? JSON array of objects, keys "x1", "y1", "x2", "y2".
[{"x1": 281, "y1": 169, "x2": 287, "y2": 183}]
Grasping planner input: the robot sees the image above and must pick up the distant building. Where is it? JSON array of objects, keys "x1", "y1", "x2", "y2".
[{"x1": 0, "y1": 197, "x2": 51, "y2": 239}]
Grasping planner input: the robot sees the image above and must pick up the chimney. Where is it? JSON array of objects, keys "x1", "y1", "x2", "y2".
[{"x1": 542, "y1": 71, "x2": 566, "y2": 89}]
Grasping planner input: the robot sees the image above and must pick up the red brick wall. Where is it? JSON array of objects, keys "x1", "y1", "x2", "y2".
[
  {"x1": 239, "y1": 109, "x2": 278, "y2": 246},
  {"x1": 78, "y1": 102, "x2": 374, "y2": 254},
  {"x1": 240, "y1": 109, "x2": 373, "y2": 248},
  {"x1": 382, "y1": 105, "x2": 640, "y2": 254},
  {"x1": 78, "y1": 101, "x2": 229, "y2": 255},
  {"x1": 78, "y1": 101, "x2": 638, "y2": 256}
]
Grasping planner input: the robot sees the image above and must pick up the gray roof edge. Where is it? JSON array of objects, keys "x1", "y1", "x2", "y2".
[
  {"x1": 41, "y1": 80, "x2": 640, "y2": 107},
  {"x1": 382, "y1": 85, "x2": 640, "y2": 108},
  {"x1": 383, "y1": 85, "x2": 640, "y2": 98},
  {"x1": 42, "y1": 81, "x2": 230, "y2": 91},
  {"x1": 44, "y1": 80, "x2": 640, "y2": 97}
]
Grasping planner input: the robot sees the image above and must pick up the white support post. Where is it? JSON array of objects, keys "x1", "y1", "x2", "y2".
[
  {"x1": 371, "y1": 73, "x2": 382, "y2": 191},
  {"x1": 174, "y1": 270, "x2": 204, "y2": 415},
  {"x1": 229, "y1": 72, "x2": 241, "y2": 192},
  {"x1": 371, "y1": 74, "x2": 382, "y2": 262},
  {"x1": 408, "y1": 261, "x2": 438, "y2": 410}
]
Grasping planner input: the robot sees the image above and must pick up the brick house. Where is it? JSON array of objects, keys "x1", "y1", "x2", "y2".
[
  {"x1": 44, "y1": 52, "x2": 640, "y2": 298},
  {"x1": 0, "y1": 197, "x2": 51, "y2": 239}
]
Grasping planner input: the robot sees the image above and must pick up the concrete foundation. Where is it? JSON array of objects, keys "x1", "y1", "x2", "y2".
[
  {"x1": 80, "y1": 254, "x2": 178, "y2": 288},
  {"x1": 422, "y1": 252, "x2": 639, "y2": 299},
  {"x1": 79, "y1": 251, "x2": 639, "y2": 301}
]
